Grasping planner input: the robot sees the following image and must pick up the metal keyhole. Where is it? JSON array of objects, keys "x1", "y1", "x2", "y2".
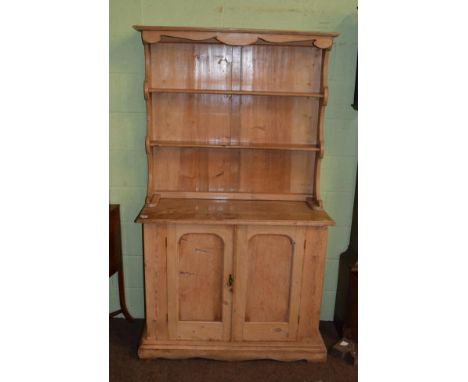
[{"x1": 227, "y1": 274, "x2": 234, "y2": 288}]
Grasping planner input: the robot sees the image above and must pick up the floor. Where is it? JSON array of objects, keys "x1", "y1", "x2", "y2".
[{"x1": 110, "y1": 319, "x2": 357, "y2": 382}]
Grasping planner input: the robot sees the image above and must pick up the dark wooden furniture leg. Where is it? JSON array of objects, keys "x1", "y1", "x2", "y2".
[
  {"x1": 116, "y1": 261, "x2": 133, "y2": 322},
  {"x1": 110, "y1": 204, "x2": 134, "y2": 322}
]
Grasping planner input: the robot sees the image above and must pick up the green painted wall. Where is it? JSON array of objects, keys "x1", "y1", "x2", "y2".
[{"x1": 110, "y1": 0, "x2": 358, "y2": 320}]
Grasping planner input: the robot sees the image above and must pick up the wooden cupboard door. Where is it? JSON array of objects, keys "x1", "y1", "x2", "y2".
[
  {"x1": 166, "y1": 224, "x2": 233, "y2": 341},
  {"x1": 232, "y1": 225, "x2": 306, "y2": 341}
]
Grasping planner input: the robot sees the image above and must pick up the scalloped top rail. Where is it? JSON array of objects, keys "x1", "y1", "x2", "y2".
[{"x1": 133, "y1": 25, "x2": 339, "y2": 49}]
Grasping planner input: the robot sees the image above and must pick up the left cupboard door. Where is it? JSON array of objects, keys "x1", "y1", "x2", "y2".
[{"x1": 166, "y1": 224, "x2": 234, "y2": 341}]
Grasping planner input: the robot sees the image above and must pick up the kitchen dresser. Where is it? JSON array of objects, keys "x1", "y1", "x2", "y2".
[{"x1": 133, "y1": 26, "x2": 338, "y2": 362}]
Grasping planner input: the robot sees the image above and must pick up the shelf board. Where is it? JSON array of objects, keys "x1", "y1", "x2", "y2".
[
  {"x1": 135, "y1": 198, "x2": 334, "y2": 226},
  {"x1": 150, "y1": 140, "x2": 320, "y2": 152},
  {"x1": 149, "y1": 88, "x2": 323, "y2": 98}
]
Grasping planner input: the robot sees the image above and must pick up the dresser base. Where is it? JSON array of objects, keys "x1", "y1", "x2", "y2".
[{"x1": 138, "y1": 328, "x2": 327, "y2": 362}]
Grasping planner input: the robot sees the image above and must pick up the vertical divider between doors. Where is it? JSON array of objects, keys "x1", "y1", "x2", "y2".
[
  {"x1": 221, "y1": 225, "x2": 234, "y2": 341},
  {"x1": 232, "y1": 225, "x2": 247, "y2": 341}
]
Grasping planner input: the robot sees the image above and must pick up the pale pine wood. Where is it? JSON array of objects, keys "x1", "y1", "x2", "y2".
[
  {"x1": 178, "y1": 233, "x2": 224, "y2": 321},
  {"x1": 143, "y1": 224, "x2": 168, "y2": 340},
  {"x1": 142, "y1": 224, "x2": 157, "y2": 341},
  {"x1": 297, "y1": 227, "x2": 328, "y2": 340},
  {"x1": 149, "y1": 87, "x2": 323, "y2": 98},
  {"x1": 134, "y1": 26, "x2": 337, "y2": 361},
  {"x1": 232, "y1": 225, "x2": 306, "y2": 342},
  {"x1": 152, "y1": 147, "x2": 316, "y2": 195},
  {"x1": 312, "y1": 49, "x2": 331, "y2": 209},
  {"x1": 151, "y1": 44, "x2": 232, "y2": 90},
  {"x1": 139, "y1": 324, "x2": 327, "y2": 361},
  {"x1": 147, "y1": 193, "x2": 160, "y2": 207},
  {"x1": 150, "y1": 140, "x2": 320, "y2": 151},
  {"x1": 240, "y1": 45, "x2": 322, "y2": 93},
  {"x1": 238, "y1": 150, "x2": 315, "y2": 194},
  {"x1": 135, "y1": 25, "x2": 338, "y2": 50},
  {"x1": 136, "y1": 198, "x2": 334, "y2": 226},
  {"x1": 134, "y1": 25, "x2": 339, "y2": 37},
  {"x1": 243, "y1": 323, "x2": 290, "y2": 341},
  {"x1": 239, "y1": 96, "x2": 319, "y2": 146},
  {"x1": 245, "y1": 235, "x2": 293, "y2": 322},
  {"x1": 166, "y1": 225, "x2": 178, "y2": 339},
  {"x1": 155, "y1": 191, "x2": 312, "y2": 201},
  {"x1": 231, "y1": 225, "x2": 248, "y2": 341},
  {"x1": 151, "y1": 93, "x2": 231, "y2": 143},
  {"x1": 143, "y1": 43, "x2": 154, "y2": 204},
  {"x1": 176, "y1": 322, "x2": 224, "y2": 341},
  {"x1": 166, "y1": 224, "x2": 233, "y2": 341}
]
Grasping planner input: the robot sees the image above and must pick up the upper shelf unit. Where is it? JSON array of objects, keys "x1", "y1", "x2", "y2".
[{"x1": 134, "y1": 25, "x2": 338, "y2": 207}]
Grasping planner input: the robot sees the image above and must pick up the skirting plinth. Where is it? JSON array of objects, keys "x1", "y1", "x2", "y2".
[{"x1": 138, "y1": 328, "x2": 327, "y2": 362}]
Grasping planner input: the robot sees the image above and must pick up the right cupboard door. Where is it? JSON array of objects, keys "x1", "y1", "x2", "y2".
[{"x1": 232, "y1": 225, "x2": 306, "y2": 341}]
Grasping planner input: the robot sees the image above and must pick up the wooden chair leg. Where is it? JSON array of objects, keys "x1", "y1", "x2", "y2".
[{"x1": 117, "y1": 267, "x2": 134, "y2": 322}]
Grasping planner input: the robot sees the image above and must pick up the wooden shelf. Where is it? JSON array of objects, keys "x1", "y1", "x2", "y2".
[
  {"x1": 150, "y1": 140, "x2": 320, "y2": 152},
  {"x1": 136, "y1": 198, "x2": 334, "y2": 226},
  {"x1": 149, "y1": 88, "x2": 323, "y2": 98}
]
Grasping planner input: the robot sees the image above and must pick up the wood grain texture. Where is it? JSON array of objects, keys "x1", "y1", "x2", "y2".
[
  {"x1": 151, "y1": 93, "x2": 231, "y2": 143},
  {"x1": 142, "y1": 224, "x2": 168, "y2": 340},
  {"x1": 134, "y1": 25, "x2": 339, "y2": 37},
  {"x1": 135, "y1": 26, "x2": 338, "y2": 50},
  {"x1": 149, "y1": 87, "x2": 323, "y2": 97},
  {"x1": 150, "y1": 140, "x2": 320, "y2": 151},
  {"x1": 178, "y1": 233, "x2": 224, "y2": 322},
  {"x1": 147, "y1": 41, "x2": 327, "y2": 202},
  {"x1": 312, "y1": 49, "x2": 331, "y2": 209},
  {"x1": 297, "y1": 227, "x2": 328, "y2": 340},
  {"x1": 239, "y1": 96, "x2": 319, "y2": 145},
  {"x1": 134, "y1": 25, "x2": 337, "y2": 361},
  {"x1": 166, "y1": 224, "x2": 233, "y2": 341},
  {"x1": 232, "y1": 225, "x2": 306, "y2": 342},
  {"x1": 138, "y1": 330, "x2": 327, "y2": 362},
  {"x1": 154, "y1": 191, "x2": 312, "y2": 201},
  {"x1": 136, "y1": 198, "x2": 334, "y2": 226},
  {"x1": 245, "y1": 235, "x2": 293, "y2": 322},
  {"x1": 143, "y1": 43, "x2": 154, "y2": 203},
  {"x1": 151, "y1": 44, "x2": 232, "y2": 90},
  {"x1": 152, "y1": 147, "x2": 316, "y2": 195},
  {"x1": 240, "y1": 45, "x2": 322, "y2": 93}
]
